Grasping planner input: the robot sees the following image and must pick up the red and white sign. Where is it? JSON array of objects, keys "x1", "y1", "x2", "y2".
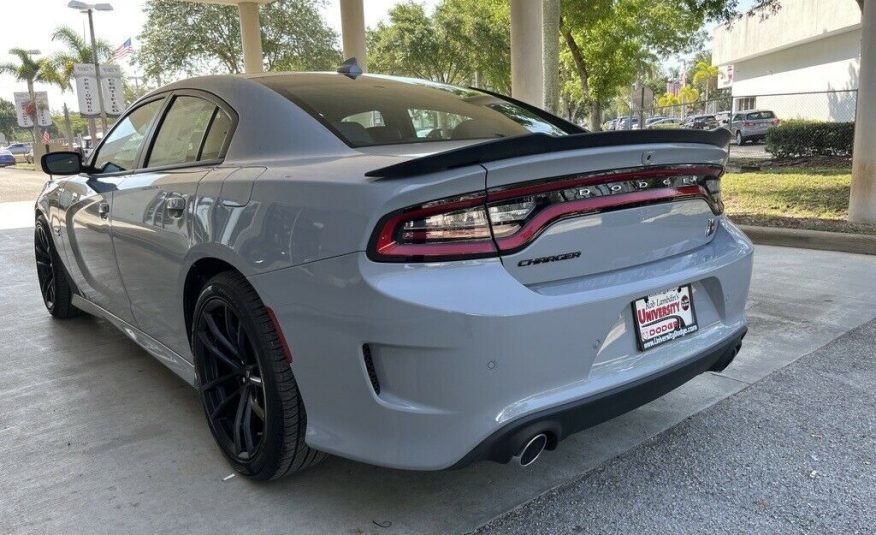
[
  {"x1": 632, "y1": 285, "x2": 698, "y2": 350},
  {"x1": 14, "y1": 91, "x2": 52, "y2": 128}
]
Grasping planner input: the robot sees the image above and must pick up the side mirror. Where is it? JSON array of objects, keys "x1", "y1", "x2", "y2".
[{"x1": 41, "y1": 151, "x2": 82, "y2": 176}]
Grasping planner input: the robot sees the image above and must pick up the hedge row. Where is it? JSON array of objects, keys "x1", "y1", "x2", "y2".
[{"x1": 765, "y1": 120, "x2": 854, "y2": 158}]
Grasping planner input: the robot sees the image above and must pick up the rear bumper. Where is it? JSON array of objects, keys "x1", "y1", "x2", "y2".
[
  {"x1": 248, "y1": 218, "x2": 753, "y2": 470},
  {"x1": 450, "y1": 326, "x2": 746, "y2": 468}
]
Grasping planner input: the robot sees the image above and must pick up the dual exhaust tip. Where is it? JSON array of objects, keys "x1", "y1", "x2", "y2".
[{"x1": 512, "y1": 433, "x2": 548, "y2": 467}]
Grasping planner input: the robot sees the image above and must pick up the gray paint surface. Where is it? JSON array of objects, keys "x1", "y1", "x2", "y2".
[{"x1": 2, "y1": 227, "x2": 873, "y2": 534}]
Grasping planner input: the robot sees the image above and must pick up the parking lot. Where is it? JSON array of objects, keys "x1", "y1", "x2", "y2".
[{"x1": 0, "y1": 166, "x2": 873, "y2": 533}]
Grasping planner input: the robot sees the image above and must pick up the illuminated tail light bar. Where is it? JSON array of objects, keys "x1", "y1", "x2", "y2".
[{"x1": 368, "y1": 165, "x2": 724, "y2": 262}]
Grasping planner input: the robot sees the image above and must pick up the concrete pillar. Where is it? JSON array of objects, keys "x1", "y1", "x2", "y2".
[
  {"x1": 849, "y1": 1, "x2": 876, "y2": 223},
  {"x1": 238, "y1": 2, "x2": 263, "y2": 73},
  {"x1": 511, "y1": 0, "x2": 544, "y2": 107},
  {"x1": 542, "y1": 0, "x2": 560, "y2": 114},
  {"x1": 340, "y1": 0, "x2": 367, "y2": 71}
]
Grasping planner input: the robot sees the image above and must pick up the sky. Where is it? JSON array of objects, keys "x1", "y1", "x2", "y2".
[{"x1": 0, "y1": 0, "x2": 439, "y2": 113}]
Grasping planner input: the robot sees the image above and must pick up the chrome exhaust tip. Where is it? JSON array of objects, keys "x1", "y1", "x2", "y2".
[{"x1": 513, "y1": 433, "x2": 548, "y2": 467}]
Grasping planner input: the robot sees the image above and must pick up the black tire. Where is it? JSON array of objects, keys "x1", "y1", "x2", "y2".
[
  {"x1": 735, "y1": 131, "x2": 743, "y2": 145},
  {"x1": 192, "y1": 271, "x2": 325, "y2": 480},
  {"x1": 35, "y1": 216, "x2": 80, "y2": 319}
]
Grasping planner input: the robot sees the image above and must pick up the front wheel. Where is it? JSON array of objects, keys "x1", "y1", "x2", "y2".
[
  {"x1": 35, "y1": 217, "x2": 80, "y2": 318},
  {"x1": 735, "y1": 131, "x2": 743, "y2": 145},
  {"x1": 192, "y1": 271, "x2": 325, "y2": 480}
]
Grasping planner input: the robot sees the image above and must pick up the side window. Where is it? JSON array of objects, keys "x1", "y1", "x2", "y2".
[
  {"x1": 199, "y1": 108, "x2": 233, "y2": 161},
  {"x1": 92, "y1": 99, "x2": 164, "y2": 174},
  {"x1": 147, "y1": 96, "x2": 218, "y2": 168}
]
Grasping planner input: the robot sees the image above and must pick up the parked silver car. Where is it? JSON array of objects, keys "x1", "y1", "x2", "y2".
[
  {"x1": 35, "y1": 71, "x2": 752, "y2": 479},
  {"x1": 730, "y1": 110, "x2": 781, "y2": 144}
]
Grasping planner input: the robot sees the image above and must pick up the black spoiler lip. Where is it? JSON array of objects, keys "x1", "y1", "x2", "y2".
[{"x1": 365, "y1": 128, "x2": 732, "y2": 179}]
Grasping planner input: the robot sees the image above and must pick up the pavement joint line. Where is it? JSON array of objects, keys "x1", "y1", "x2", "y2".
[{"x1": 706, "y1": 371, "x2": 751, "y2": 385}]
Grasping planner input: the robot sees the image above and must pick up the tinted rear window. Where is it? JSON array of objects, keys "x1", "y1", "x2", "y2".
[
  {"x1": 255, "y1": 74, "x2": 571, "y2": 147},
  {"x1": 746, "y1": 111, "x2": 775, "y2": 120}
]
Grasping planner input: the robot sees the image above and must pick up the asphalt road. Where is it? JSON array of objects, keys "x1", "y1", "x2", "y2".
[{"x1": 477, "y1": 319, "x2": 876, "y2": 534}]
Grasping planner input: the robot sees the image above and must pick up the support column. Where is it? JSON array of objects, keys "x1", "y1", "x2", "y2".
[
  {"x1": 238, "y1": 2, "x2": 264, "y2": 73},
  {"x1": 850, "y1": 1, "x2": 876, "y2": 223},
  {"x1": 542, "y1": 0, "x2": 560, "y2": 114},
  {"x1": 340, "y1": 0, "x2": 367, "y2": 71},
  {"x1": 511, "y1": 0, "x2": 544, "y2": 107}
]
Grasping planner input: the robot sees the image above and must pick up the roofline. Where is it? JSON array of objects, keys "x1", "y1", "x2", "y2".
[{"x1": 713, "y1": 22, "x2": 861, "y2": 66}]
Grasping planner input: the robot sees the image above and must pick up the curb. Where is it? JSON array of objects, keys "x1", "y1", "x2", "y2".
[{"x1": 739, "y1": 225, "x2": 876, "y2": 256}]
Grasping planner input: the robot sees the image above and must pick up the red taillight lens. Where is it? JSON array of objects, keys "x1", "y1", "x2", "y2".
[
  {"x1": 368, "y1": 193, "x2": 497, "y2": 262},
  {"x1": 743, "y1": 121, "x2": 755, "y2": 127},
  {"x1": 485, "y1": 166, "x2": 723, "y2": 253},
  {"x1": 772, "y1": 119, "x2": 781, "y2": 126},
  {"x1": 368, "y1": 165, "x2": 724, "y2": 262}
]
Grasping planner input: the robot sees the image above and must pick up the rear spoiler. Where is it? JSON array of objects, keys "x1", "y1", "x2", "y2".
[{"x1": 365, "y1": 129, "x2": 732, "y2": 179}]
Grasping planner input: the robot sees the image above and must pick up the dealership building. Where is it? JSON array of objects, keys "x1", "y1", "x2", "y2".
[{"x1": 711, "y1": 0, "x2": 862, "y2": 121}]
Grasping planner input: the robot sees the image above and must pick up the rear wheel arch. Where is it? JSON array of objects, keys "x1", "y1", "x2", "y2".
[{"x1": 183, "y1": 257, "x2": 246, "y2": 345}]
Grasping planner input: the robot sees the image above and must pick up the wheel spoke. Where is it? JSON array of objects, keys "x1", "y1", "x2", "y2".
[
  {"x1": 232, "y1": 385, "x2": 248, "y2": 454},
  {"x1": 209, "y1": 384, "x2": 245, "y2": 420},
  {"x1": 199, "y1": 370, "x2": 243, "y2": 392},
  {"x1": 242, "y1": 395, "x2": 255, "y2": 453},
  {"x1": 249, "y1": 393, "x2": 265, "y2": 421},
  {"x1": 198, "y1": 330, "x2": 242, "y2": 370},
  {"x1": 204, "y1": 312, "x2": 239, "y2": 357}
]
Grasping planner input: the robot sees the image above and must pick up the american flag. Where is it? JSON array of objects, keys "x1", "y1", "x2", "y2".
[{"x1": 111, "y1": 38, "x2": 133, "y2": 61}]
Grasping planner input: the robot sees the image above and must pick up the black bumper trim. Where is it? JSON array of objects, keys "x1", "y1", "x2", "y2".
[{"x1": 450, "y1": 326, "x2": 747, "y2": 469}]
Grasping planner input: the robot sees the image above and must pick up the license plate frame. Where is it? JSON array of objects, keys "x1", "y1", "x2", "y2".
[{"x1": 631, "y1": 285, "x2": 698, "y2": 351}]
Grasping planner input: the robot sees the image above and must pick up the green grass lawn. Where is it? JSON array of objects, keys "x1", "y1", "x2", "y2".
[{"x1": 723, "y1": 168, "x2": 876, "y2": 234}]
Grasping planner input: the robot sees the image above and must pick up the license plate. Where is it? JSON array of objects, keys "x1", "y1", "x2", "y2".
[{"x1": 632, "y1": 285, "x2": 698, "y2": 351}]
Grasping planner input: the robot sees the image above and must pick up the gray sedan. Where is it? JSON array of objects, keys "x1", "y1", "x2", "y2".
[
  {"x1": 35, "y1": 70, "x2": 752, "y2": 479},
  {"x1": 730, "y1": 110, "x2": 781, "y2": 144}
]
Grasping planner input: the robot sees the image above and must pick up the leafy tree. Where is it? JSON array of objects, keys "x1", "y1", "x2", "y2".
[
  {"x1": 368, "y1": 0, "x2": 510, "y2": 91},
  {"x1": 50, "y1": 26, "x2": 113, "y2": 91},
  {"x1": 0, "y1": 98, "x2": 25, "y2": 140},
  {"x1": 561, "y1": 0, "x2": 709, "y2": 130},
  {"x1": 692, "y1": 59, "x2": 719, "y2": 101},
  {"x1": 137, "y1": 0, "x2": 340, "y2": 78}
]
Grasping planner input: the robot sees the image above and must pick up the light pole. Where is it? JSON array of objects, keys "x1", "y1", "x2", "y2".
[{"x1": 67, "y1": 1, "x2": 113, "y2": 136}]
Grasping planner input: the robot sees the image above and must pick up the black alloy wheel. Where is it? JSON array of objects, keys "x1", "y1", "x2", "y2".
[
  {"x1": 195, "y1": 297, "x2": 267, "y2": 462},
  {"x1": 34, "y1": 217, "x2": 79, "y2": 318},
  {"x1": 192, "y1": 272, "x2": 325, "y2": 480}
]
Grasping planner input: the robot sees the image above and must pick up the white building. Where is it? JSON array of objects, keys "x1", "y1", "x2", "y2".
[{"x1": 712, "y1": 0, "x2": 861, "y2": 121}]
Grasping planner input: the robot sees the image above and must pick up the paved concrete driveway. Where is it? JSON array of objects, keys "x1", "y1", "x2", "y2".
[{"x1": 1, "y1": 203, "x2": 874, "y2": 533}]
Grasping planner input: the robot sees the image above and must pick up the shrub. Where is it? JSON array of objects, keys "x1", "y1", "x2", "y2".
[{"x1": 765, "y1": 120, "x2": 855, "y2": 158}]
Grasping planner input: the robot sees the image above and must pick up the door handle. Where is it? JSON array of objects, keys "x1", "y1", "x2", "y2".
[
  {"x1": 98, "y1": 201, "x2": 110, "y2": 220},
  {"x1": 165, "y1": 196, "x2": 187, "y2": 217}
]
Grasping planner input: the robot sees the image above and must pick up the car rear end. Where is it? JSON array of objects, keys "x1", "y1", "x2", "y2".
[
  {"x1": 740, "y1": 110, "x2": 780, "y2": 141},
  {"x1": 248, "y1": 75, "x2": 753, "y2": 470},
  {"x1": 253, "y1": 134, "x2": 752, "y2": 471},
  {"x1": 0, "y1": 150, "x2": 16, "y2": 167}
]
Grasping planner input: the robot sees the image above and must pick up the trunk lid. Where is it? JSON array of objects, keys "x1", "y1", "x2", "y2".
[{"x1": 481, "y1": 141, "x2": 727, "y2": 285}]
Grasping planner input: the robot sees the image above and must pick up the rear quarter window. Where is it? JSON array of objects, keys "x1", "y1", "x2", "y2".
[{"x1": 747, "y1": 111, "x2": 775, "y2": 120}]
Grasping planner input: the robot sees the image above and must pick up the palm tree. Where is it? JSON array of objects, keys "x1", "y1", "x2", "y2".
[
  {"x1": 51, "y1": 26, "x2": 113, "y2": 144},
  {"x1": 0, "y1": 48, "x2": 62, "y2": 143},
  {"x1": 692, "y1": 60, "x2": 719, "y2": 102}
]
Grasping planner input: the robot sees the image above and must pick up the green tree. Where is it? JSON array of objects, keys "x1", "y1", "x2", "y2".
[
  {"x1": 692, "y1": 59, "x2": 719, "y2": 101},
  {"x1": 561, "y1": 0, "x2": 709, "y2": 131},
  {"x1": 0, "y1": 98, "x2": 24, "y2": 140},
  {"x1": 367, "y1": 0, "x2": 510, "y2": 91},
  {"x1": 137, "y1": 0, "x2": 340, "y2": 77}
]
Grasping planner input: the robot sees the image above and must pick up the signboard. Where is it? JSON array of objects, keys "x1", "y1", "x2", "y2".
[
  {"x1": 74, "y1": 63, "x2": 125, "y2": 117},
  {"x1": 718, "y1": 64, "x2": 734, "y2": 89},
  {"x1": 14, "y1": 91, "x2": 52, "y2": 127}
]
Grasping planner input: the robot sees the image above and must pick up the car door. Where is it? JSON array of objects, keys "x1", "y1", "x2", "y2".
[
  {"x1": 59, "y1": 97, "x2": 166, "y2": 323},
  {"x1": 111, "y1": 91, "x2": 237, "y2": 359}
]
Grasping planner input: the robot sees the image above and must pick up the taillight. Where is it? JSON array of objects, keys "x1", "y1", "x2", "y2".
[
  {"x1": 368, "y1": 193, "x2": 497, "y2": 262},
  {"x1": 772, "y1": 119, "x2": 781, "y2": 126},
  {"x1": 486, "y1": 166, "x2": 723, "y2": 253},
  {"x1": 368, "y1": 165, "x2": 723, "y2": 262},
  {"x1": 743, "y1": 121, "x2": 755, "y2": 127}
]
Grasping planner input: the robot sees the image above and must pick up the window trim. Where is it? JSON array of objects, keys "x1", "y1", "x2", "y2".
[
  {"x1": 86, "y1": 95, "x2": 168, "y2": 178},
  {"x1": 137, "y1": 88, "x2": 239, "y2": 173}
]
